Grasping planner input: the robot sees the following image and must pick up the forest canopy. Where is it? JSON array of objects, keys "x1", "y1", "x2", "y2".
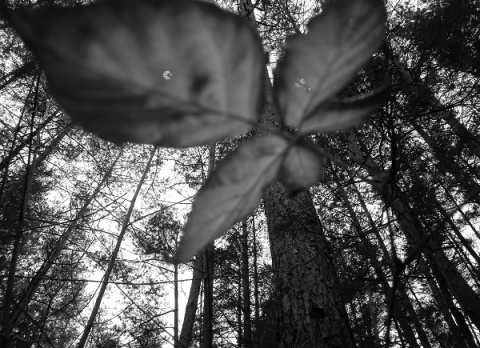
[{"x1": 0, "y1": 0, "x2": 479, "y2": 347}]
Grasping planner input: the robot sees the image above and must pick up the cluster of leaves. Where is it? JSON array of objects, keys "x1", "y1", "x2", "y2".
[{"x1": 4, "y1": 0, "x2": 386, "y2": 261}]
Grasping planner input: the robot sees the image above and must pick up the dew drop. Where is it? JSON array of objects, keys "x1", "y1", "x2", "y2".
[
  {"x1": 295, "y1": 78, "x2": 306, "y2": 88},
  {"x1": 295, "y1": 78, "x2": 311, "y2": 92},
  {"x1": 163, "y1": 70, "x2": 172, "y2": 80}
]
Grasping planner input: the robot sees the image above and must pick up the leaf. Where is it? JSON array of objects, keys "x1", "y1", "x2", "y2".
[
  {"x1": 279, "y1": 142, "x2": 325, "y2": 194},
  {"x1": 9, "y1": 0, "x2": 264, "y2": 147},
  {"x1": 176, "y1": 136, "x2": 288, "y2": 262},
  {"x1": 300, "y1": 86, "x2": 389, "y2": 134},
  {"x1": 273, "y1": 0, "x2": 386, "y2": 128}
]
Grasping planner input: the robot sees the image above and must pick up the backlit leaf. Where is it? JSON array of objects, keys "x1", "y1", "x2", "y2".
[
  {"x1": 300, "y1": 87, "x2": 389, "y2": 134},
  {"x1": 279, "y1": 142, "x2": 325, "y2": 194},
  {"x1": 274, "y1": 0, "x2": 386, "y2": 128},
  {"x1": 9, "y1": 0, "x2": 264, "y2": 147},
  {"x1": 176, "y1": 136, "x2": 288, "y2": 262}
]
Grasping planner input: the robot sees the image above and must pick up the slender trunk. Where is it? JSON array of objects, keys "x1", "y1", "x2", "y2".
[
  {"x1": 203, "y1": 143, "x2": 216, "y2": 348},
  {"x1": 241, "y1": 220, "x2": 252, "y2": 348},
  {"x1": 252, "y1": 217, "x2": 260, "y2": 337},
  {"x1": 77, "y1": 147, "x2": 156, "y2": 348},
  {"x1": 178, "y1": 252, "x2": 203, "y2": 348},
  {"x1": 467, "y1": 317, "x2": 480, "y2": 348},
  {"x1": 237, "y1": 265, "x2": 243, "y2": 348},
  {"x1": 199, "y1": 280, "x2": 204, "y2": 348},
  {"x1": 174, "y1": 261, "x2": 179, "y2": 348},
  {"x1": 203, "y1": 245, "x2": 214, "y2": 348},
  {"x1": 179, "y1": 144, "x2": 216, "y2": 348}
]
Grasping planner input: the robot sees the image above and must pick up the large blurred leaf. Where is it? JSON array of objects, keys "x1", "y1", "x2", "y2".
[
  {"x1": 9, "y1": 0, "x2": 264, "y2": 147},
  {"x1": 274, "y1": 0, "x2": 386, "y2": 128},
  {"x1": 279, "y1": 142, "x2": 325, "y2": 194},
  {"x1": 300, "y1": 87, "x2": 389, "y2": 134},
  {"x1": 176, "y1": 136, "x2": 288, "y2": 262}
]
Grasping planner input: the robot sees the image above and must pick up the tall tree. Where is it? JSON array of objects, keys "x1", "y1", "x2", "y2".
[{"x1": 238, "y1": 1, "x2": 355, "y2": 346}]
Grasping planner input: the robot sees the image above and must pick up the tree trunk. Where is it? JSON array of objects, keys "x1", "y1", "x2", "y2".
[
  {"x1": 264, "y1": 183, "x2": 354, "y2": 347},
  {"x1": 234, "y1": 1, "x2": 355, "y2": 345},
  {"x1": 174, "y1": 261, "x2": 179, "y2": 348},
  {"x1": 252, "y1": 217, "x2": 260, "y2": 337},
  {"x1": 203, "y1": 143, "x2": 216, "y2": 348},
  {"x1": 203, "y1": 243, "x2": 214, "y2": 348},
  {"x1": 241, "y1": 220, "x2": 252, "y2": 348},
  {"x1": 178, "y1": 252, "x2": 203, "y2": 348},
  {"x1": 237, "y1": 265, "x2": 243, "y2": 348}
]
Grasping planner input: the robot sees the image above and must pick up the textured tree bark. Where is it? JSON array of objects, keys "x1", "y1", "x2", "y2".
[
  {"x1": 264, "y1": 183, "x2": 355, "y2": 347},
  {"x1": 255, "y1": 52, "x2": 353, "y2": 348}
]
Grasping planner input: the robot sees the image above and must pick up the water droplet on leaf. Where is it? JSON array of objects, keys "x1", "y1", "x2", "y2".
[{"x1": 163, "y1": 70, "x2": 172, "y2": 80}]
